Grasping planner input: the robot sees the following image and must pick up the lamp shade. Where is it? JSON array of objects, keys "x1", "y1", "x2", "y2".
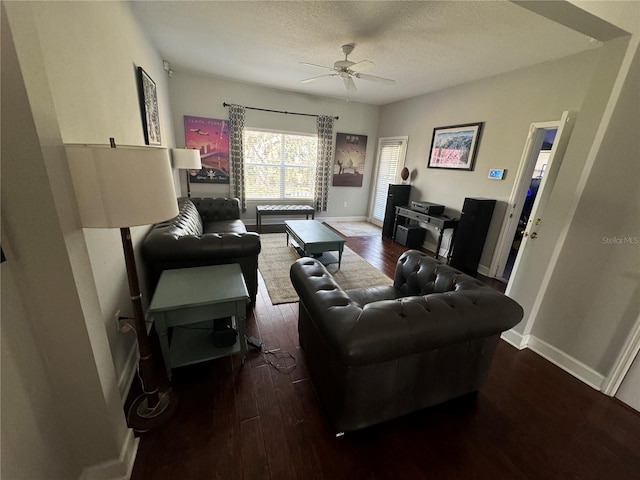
[
  {"x1": 171, "y1": 148, "x2": 202, "y2": 169},
  {"x1": 65, "y1": 144, "x2": 179, "y2": 228}
]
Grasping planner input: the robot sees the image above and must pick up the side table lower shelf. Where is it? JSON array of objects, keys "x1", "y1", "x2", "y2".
[
  {"x1": 169, "y1": 321, "x2": 241, "y2": 370},
  {"x1": 148, "y1": 264, "x2": 249, "y2": 379}
]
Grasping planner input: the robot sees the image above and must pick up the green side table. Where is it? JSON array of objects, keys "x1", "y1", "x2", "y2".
[{"x1": 148, "y1": 264, "x2": 249, "y2": 379}]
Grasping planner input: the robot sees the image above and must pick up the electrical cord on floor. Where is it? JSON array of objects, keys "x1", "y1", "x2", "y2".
[
  {"x1": 247, "y1": 336, "x2": 296, "y2": 372},
  {"x1": 126, "y1": 360, "x2": 172, "y2": 433}
]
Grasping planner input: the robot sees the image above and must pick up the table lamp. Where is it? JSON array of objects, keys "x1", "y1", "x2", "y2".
[
  {"x1": 65, "y1": 139, "x2": 179, "y2": 431},
  {"x1": 171, "y1": 148, "x2": 202, "y2": 197}
]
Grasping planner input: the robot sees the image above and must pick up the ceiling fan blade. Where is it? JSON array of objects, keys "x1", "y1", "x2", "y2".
[
  {"x1": 349, "y1": 60, "x2": 375, "y2": 73},
  {"x1": 343, "y1": 77, "x2": 357, "y2": 92},
  {"x1": 355, "y1": 73, "x2": 396, "y2": 86},
  {"x1": 300, "y1": 62, "x2": 333, "y2": 70},
  {"x1": 302, "y1": 74, "x2": 336, "y2": 84}
]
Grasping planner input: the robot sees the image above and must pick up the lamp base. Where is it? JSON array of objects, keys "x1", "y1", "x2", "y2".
[{"x1": 128, "y1": 390, "x2": 177, "y2": 432}]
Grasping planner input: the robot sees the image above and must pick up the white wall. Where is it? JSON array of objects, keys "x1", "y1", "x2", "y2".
[
  {"x1": 7, "y1": 0, "x2": 177, "y2": 392},
  {"x1": 532, "y1": 38, "x2": 640, "y2": 375},
  {"x1": 1, "y1": 263, "x2": 77, "y2": 479},
  {"x1": 2, "y1": 1, "x2": 175, "y2": 477},
  {"x1": 377, "y1": 49, "x2": 598, "y2": 263},
  {"x1": 167, "y1": 71, "x2": 380, "y2": 222}
]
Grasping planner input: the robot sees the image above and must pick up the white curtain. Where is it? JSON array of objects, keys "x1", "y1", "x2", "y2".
[
  {"x1": 228, "y1": 104, "x2": 246, "y2": 212},
  {"x1": 314, "y1": 115, "x2": 334, "y2": 211}
]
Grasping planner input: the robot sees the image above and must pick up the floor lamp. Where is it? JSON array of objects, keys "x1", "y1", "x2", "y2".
[
  {"x1": 171, "y1": 148, "x2": 202, "y2": 198},
  {"x1": 65, "y1": 139, "x2": 179, "y2": 431}
]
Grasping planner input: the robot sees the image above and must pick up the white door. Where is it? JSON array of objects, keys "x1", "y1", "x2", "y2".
[
  {"x1": 504, "y1": 111, "x2": 576, "y2": 340},
  {"x1": 492, "y1": 123, "x2": 558, "y2": 281},
  {"x1": 369, "y1": 137, "x2": 408, "y2": 226}
]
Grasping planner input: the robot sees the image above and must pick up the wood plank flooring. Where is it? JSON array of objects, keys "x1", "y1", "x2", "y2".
[{"x1": 130, "y1": 231, "x2": 640, "y2": 480}]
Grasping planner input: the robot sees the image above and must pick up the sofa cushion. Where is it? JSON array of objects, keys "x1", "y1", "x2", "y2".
[
  {"x1": 203, "y1": 219, "x2": 246, "y2": 234},
  {"x1": 345, "y1": 285, "x2": 400, "y2": 308}
]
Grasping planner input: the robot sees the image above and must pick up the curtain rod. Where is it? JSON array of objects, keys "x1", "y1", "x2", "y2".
[{"x1": 223, "y1": 102, "x2": 338, "y2": 120}]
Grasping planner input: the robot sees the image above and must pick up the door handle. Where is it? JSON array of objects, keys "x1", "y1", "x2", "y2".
[{"x1": 530, "y1": 232, "x2": 538, "y2": 239}]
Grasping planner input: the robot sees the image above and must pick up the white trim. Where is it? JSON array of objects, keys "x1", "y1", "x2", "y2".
[
  {"x1": 250, "y1": 215, "x2": 368, "y2": 226},
  {"x1": 527, "y1": 336, "x2": 605, "y2": 391},
  {"x1": 79, "y1": 431, "x2": 139, "y2": 480},
  {"x1": 476, "y1": 263, "x2": 491, "y2": 277},
  {"x1": 319, "y1": 215, "x2": 370, "y2": 223},
  {"x1": 118, "y1": 341, "x2": 139, "y2": 404},
  {"x1": 602, "y1": 313, "x2": 640, "y2": 396},
  {"x1": 500, "y1": 328, "x2": 527, "y2": 350},
  {"x1": 501, "y1": 330, "x2": 606, "y2": 390},
  {"x1": 490, "y1": 120, "x2": 560, "y2": 278}
]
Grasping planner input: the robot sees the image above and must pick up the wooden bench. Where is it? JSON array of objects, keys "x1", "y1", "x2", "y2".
[{"x1": 256, "y1": 205, "x2": 315, "y2": 233}]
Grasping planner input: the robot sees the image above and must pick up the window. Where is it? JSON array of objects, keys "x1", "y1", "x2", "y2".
[
  {"x1": 243, "y1": 129, "x2": 317, "y2": 200},
  {"x1": 371, "y1": 137, "x2": 408, "y2": 223}
]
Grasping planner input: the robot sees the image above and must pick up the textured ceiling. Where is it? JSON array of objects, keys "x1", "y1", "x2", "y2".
[{"x1": 130, "y1": 1, "x2": 601, "y2": 105}]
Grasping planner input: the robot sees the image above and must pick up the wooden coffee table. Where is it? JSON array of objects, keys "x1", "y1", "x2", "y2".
[{"x1": 285, "y1": 220, "x2": 345, "y2": 269}]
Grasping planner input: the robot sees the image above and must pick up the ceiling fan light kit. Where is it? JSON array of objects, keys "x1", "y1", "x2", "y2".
[{"x1": 301, "y1": 44, "x2": 396, "y2": 95}]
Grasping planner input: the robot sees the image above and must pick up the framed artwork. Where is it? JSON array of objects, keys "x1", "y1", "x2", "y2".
[
  {"x1": 137, "y1": 67, "x2": 161, "y2": 145},
  {"x1": 184, "y1": 116, "x2": 230, "y2": 184},
  {"x1": 427, "y1": 122, "x2": 483, "y2": 171},
  {"x1": 333, "y1": 133, "x2": 367, "y2": 187}
]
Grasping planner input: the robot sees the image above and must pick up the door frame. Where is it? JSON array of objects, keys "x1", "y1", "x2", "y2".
[{"x1": 490, "y1": 120, "x2": 560, "y2": 279}]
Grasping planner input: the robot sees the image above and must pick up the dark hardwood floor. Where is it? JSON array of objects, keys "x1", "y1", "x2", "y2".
[{"x1": 130, "y1": 229, "x2": 640, "y2": 480}]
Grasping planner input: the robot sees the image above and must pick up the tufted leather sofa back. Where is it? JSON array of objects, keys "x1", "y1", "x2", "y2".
[
  {"x1": 190, "y1": 197, "x2": 240, "y2": 223},
  {"x1": 393, "y1": 250, "x2": 486, "y2": 296}
]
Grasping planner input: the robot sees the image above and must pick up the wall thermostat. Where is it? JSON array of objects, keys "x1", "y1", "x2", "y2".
[{"x1": 488, "y1": 169, "x2": 505, "y2": 180}]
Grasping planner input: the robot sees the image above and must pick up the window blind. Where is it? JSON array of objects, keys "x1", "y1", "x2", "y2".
[
  {"x1": 372, "y1": 139, "x2": 404, "y2": 222},
  {"x1": 244, "y1": 129, "x2": 317, "y2": 200}
]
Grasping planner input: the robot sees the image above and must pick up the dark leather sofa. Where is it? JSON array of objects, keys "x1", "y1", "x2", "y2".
[
  {"x1": 142, "y1": 197, "x2": 261, "y2": 302},
  {"x1": 290, "y1": 250, "x2": 523, "y2": 433}
]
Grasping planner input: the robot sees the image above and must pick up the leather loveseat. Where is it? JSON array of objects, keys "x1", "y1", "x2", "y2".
[
  {"x1": 289, "y1": 250, "x2": 523, "y2": 433},
  {"x1": 142, "y1": 197, "x2": 261, "y2": 302}
]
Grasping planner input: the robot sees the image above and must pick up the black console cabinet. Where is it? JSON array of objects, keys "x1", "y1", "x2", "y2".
[
  {"x1": 449, "y1": 198, "x2": 496, "y2": 275},
  {"x1": 382, "y1": 184, "x2": 411, "y2": 238}
]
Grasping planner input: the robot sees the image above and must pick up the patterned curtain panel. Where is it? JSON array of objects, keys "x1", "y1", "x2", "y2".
[
  {"x1": 228, "y1": 104, "x2": 246, "y2": 212},
  {"x1": 315, "y1": 115, "x2": 334, "y2": 211}
]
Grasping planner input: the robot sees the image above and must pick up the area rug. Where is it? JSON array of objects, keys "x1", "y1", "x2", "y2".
[
  {"x1": 324, "y1": 221, "x2": 382, "y2": 237},
  {"x1": 259, "y1": 233, "x2": 392, "y2": 305}
]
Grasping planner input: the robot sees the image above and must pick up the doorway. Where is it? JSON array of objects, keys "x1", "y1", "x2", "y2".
[
  {"x1": 369, "y1": 136, "x2": 408, "y2": 226},
  {"x1": 502, "y1": 129, "x2": 557, "y2": 280},
  {"x1": 491, "y1": 111, "x2": 576, "y2": 298}
]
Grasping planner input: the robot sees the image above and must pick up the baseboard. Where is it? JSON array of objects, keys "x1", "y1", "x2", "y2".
[
  {"x1": 501, "y1": 328, "x2": 527, "y2": 350},
  {"x1": 321, "y1": 216, "x2": 369, "y2": 223},
  {"x1": 527, "y1": 335, "x2": 605, "y2": 391},
  {"x1": 79, "y1": 430, "x2": 139, "y2": 480},
  {"x1": 477, "y1": 264, "x2": 491, "y2": 276},
  {"x1": 118, "y1": 341, "x2": 139, "y2": 404},
  {"x1": 247, "y1": 215, "x2": 368, "y2": 227}
]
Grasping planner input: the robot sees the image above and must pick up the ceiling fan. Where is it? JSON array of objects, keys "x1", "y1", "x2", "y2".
[{"x1": 300, "y1": 44, "x2": 396, "y2": 93}]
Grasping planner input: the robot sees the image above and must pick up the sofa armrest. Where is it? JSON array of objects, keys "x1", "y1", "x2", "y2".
[{"x1": 290, "y1": 258, "x2": 364, "y2": 358}]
